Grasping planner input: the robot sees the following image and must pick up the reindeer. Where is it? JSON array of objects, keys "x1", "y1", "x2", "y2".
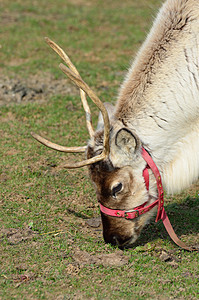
[{"x1": 32, "y1": 0, "x2": 199, "y2": 250}]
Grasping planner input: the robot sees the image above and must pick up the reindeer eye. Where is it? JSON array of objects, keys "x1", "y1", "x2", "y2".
[{"x1": 112, "y1": 182, "x2": 123, "y2": 198}]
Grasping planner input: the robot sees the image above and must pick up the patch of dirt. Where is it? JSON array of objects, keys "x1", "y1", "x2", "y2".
[
  {"x1": 159, "y1": 250, "x2": 180, "y2": 268},
  {"x1": 69, "y1": 248, "x2": 129, "y2": 268},
  {"x1": 0, "y1": 74, "x2": 78, "y2": 106},
  {"x1": 0, "y1": 227, "x2": 37, "y2": 244},
  {"x1": 0, "y1": 11, "x2": 20, "y2": 26},
  {"x1": 85, "y1": 217, "x2": 101, "y2": 228}
]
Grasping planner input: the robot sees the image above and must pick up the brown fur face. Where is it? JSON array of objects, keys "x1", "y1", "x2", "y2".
[{"x1": 87, "y1": 139, "x2": 157, "y2": 248}]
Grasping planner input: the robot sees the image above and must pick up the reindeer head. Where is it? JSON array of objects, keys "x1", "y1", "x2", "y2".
[
  {"x1": 32, "y1": 39, "x2": 158, "y2": 248},
  {"x1": 87, "y1": 125, "x2": 158, "y2": 247}
]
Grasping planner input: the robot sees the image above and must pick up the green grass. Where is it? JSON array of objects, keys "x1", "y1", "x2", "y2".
[{"x1": 0, "y1": 0, "x2": 199, "y2": 299}]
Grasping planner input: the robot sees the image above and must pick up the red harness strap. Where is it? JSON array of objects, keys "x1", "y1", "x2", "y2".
[
  {"x1": 100, "y1": 199, "x2": 158, "y2": 220},
  {"x1": 142, "y1": 148, "x2": 164, "y2": 222},
  {"x1": 100, "y1": 147, "x2": 198, "y2": 251}
]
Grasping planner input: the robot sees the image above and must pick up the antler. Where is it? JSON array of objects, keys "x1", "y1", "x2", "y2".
[
  {"x1": 31, "y1": 132, "x2": 86, "y2": 153},
  {"x1": 45, "y1": 37, "x2": 94, "y2": 137},
  {"x1": 59, "y1": 64, "x2": 110, "y2": 156},
  {"x1": 31, "y1": 38, "x2": 110, "y2": 168}
]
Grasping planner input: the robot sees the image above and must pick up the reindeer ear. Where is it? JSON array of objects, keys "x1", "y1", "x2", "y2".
[{"x1": 115, "y1": 128, "x2": 141, "y2": 155}]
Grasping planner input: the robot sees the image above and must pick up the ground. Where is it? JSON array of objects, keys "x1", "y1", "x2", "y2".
[{"x1": 0, "y1": 0, "x2": 199, "y2": 299}]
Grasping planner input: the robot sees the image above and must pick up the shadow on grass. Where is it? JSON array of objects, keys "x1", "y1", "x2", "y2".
[
  {"x1": 66, "y1": 208, "x2": 90, "y2": 219},
  {"x1": 132, "y1": 196, "x2": 199, "y2": 248}
]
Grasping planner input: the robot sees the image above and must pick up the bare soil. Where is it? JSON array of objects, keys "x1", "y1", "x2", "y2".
[{"x1": 0, "y1": 73, "x2": 78, "y2": 106}]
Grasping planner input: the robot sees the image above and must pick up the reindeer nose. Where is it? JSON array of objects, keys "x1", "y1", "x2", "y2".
[
  {"x1": 111, "y1": 235, "x2": 120, "y2": 246},
  {"x1": 103, "y1": 233, "x2": 119, "y2": 246},
  {"x1": 104, "y1": 233, "x2": 132, "y2": 248}
]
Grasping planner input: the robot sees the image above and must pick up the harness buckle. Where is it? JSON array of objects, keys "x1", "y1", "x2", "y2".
[{"x1": 124, "y1": 209, "x2": 139, "y2": 219}]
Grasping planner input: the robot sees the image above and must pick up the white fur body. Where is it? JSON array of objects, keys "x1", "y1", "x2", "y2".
[{"x1": 115, "y1": 0, "x2": 199, "y2": 194}]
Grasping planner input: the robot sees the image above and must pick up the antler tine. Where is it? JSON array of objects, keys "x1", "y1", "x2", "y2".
[
  {"x1": 59, "y1": 63, "x2": 110, "y2": 156},
  {"x1": 31, "y1": 132, "x2": 86, "y2": 153},
  {"x1": 45, "y1": 37, "x2": 94, "y2": 137},
  {"x1": 62, "y1": 153, "x2": 106, "y2": 169}
]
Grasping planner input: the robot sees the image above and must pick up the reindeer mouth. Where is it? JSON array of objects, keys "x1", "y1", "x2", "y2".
[
  {"x1": 120, "y1": 235, "x2": 139, "y2": 249},
  {"x1": 108, "y1": 233, "x2": 139, "y2": 249}
]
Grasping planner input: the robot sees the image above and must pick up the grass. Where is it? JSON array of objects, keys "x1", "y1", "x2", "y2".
[{"x1": 0, "y1": 0, "x2": 199, "y2": 299}]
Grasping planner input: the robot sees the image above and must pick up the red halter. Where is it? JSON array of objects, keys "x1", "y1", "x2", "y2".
[{"x1": 100, "y1": 148, "x2": 197, "y2": 251}]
